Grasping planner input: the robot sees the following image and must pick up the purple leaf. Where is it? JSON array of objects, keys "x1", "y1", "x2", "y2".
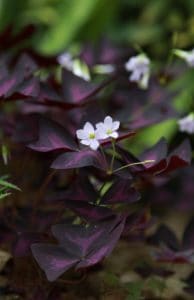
[
  {"x1": 139, "y1": 138, "x2": 168, "y2": 174},
  {"x1": 153, "y1": 247, "x2": 194, "y2": 264},
  {"x1": 50, "y1": 175, "x2": 98, "y2": 202},
  {"x1": 62, "y1": 69, "x2": 111, "y2": 105},
  {"x1": 116, "y1": 145, "x2": 145, "y2": 173},
  {"x1": 13, "y1": 232, "x2": 43, "y2": 257},
  {"x1": 123, "y1": 210, "x2": 153, "y2": 239},
  {"x1": 101, "y1": 179, "x2": 140, "y2": 204},
  {"x1": 31, "y1": 244, "x2": 78, "y2": 281},
  {"x1": 29, "y1": 117, "x2": 77, "y2": 152},
  {"x1": 31, "y1": 216, "x2": 126, "y2": 281},
  {"x1": 51, "y1": 150, "x2": 106, "y2": 170},
  {"x1": 164, "y1": 139, "x2": 192, "y2": 173},
  {"x1": 0, "y1": 53, "x2": 38, "y2": 98},
  {"x1": 148, "y1": 224, "x2": 179, "y2": 250},
  {"x1": 16, "y1": 77, "x2": 40, "y2": 97},
  {"x1": 76, "y1": 215, "x2": 126, "y2": 269},
  {"x1": 64, "y1": 200, "x2": 113, "y2": 222}
]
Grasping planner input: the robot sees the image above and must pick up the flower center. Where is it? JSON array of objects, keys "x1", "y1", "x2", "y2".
[
  {"x1": 106, "y1": 129, "x2": 112, "y2": 135},
  {"x1": 89, "y1": 133, "x2": 95, "y2": 139}
]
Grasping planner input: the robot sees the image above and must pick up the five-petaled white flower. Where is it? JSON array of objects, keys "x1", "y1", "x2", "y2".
[
  {"x1": 96, "y1": 116, "x2": 120, "y2": 139},
  {"x1": 178, "y1": 113, "x2": 194, "y2": 134},
  {"x1": 76, "y1": 122, "x2": 101, "y2": 150},
  {"x1": 125, "y1": 54, "x2": 150, "y2": 89},
  {"x1": 173, "y1": 49, "x2": 194, "y2": 67}
]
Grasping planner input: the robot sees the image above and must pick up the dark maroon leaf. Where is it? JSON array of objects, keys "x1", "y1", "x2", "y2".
[
  {"x1": 64, "y1": 200, "x2": 113, "y2": 222},
  {"x1": 123, "y1": 210, "x2": 153, "y2": 238},
  {"x1": 139, "y1": 138, "x2": 168, "y2": 174},
  {"x1": 51, "y1": 150, "x2": 106, "y2": 170},
  {"x1": 31, "y1": 244, "x2": 78, "y2": 281},
  {"x1": 29, "y1": 117, "x2": 77, "y2": 152},
  {"x1": 76, "y1": 215, "x2": 126, "y2": 269},
  {"x1": 116, "y1": 145, "x2": 145, "y2": 173},
  {"x1": 52, "y1": 215, "x2": 126, "y2": 269},
  {"x1": 13, "y1": 232, "x2": 43, "y2": 257},
  {"x1": 16, "y1": 77, "x2": 40, "y2": 97},
  {"x1": 13, "y1": 53, "x2": 38, "y2": 78},
  {"x1": 51, "y1": 175, "x2": 98, "y2": 202},
  {"x1": 148, "y1": 224, "x2": 179, "y2": 250},
  {"x1": 126, "y1": 103, "x2": 177, "y2": 130},
  {"x1": 0, "y1": 53, "x2": 38, "y2": 98},
  {"x1": 101, "y1": 179, "x2": 140, "y2": 204},
  {"x1": 31, "y1": 216, "x2": 126, "y2": 281},
  {"x1": 164, "y1": 139, "x2": 192, "y2": 173},
  {"x1": 149, "y1": 220, "x2": 194, "y2": 264},
  {"x1": 153, "y1": 247, "x2": 194, "y2": 264},
  {"x1": 62, "y1": 69, "x2": 112, "y2": 104}
]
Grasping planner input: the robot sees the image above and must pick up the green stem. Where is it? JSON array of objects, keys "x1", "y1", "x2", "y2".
[
  {"x1": 113, "y1": 160, "x2": 155, "y2": 173},
  {"x1": 96, "y1": 181, "x2": 106, "y2": 205}
]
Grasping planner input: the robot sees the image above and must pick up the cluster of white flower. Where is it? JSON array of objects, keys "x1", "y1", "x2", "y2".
[
  {"x1": 58, "y1": 51, "x2": 151, "y2": 88},
  {"x1": 125, "y1": 54, "x2": 150, "y2": 89},
  {"x1": 76, "y1": 116, "x2": 120, "y2": 150},
  {"x1": 173, "y1": 49, "x2": 194, "y2": 67},
  {"x1": 178, "y1": 113, "x2": 194, "y2": 134}
]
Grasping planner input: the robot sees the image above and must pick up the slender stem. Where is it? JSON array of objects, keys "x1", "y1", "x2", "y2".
[
  {"x1": 110, "y1": 139, "x2": 116, "y2": 172},
  {"x1": 99, "y1": 145, "x2": 108, "y2": 167},
  {"x1": 113, "y1": 160, "x2": 155, "y2": 173},
  {"x1": 96, "y1": 181, "x2": 107, "y2": 205}
]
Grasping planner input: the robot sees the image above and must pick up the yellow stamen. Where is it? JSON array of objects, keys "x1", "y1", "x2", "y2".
[
  {"x1": 106, "y1": 129, "x2": 112, "y2": 135},
  {"x1": 89, "y1": 133, "x2": 95, "y2": 139}
]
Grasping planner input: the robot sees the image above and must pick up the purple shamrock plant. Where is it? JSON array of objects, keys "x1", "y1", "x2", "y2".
[{"x1": 0, "y1": 25, "x2": 194, "y2": 299}]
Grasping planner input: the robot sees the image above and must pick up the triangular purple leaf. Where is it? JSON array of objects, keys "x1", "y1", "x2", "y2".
[
  {"x1": 51, "y1": 150, "x2": 106, "y2": 170},
  {"x1": 29, "y1": 117, "x2": 77, "y2": 152},
  {"x1": 62, "y1": 69, "x2": 111, "y2": 104},
  {"x1": 31, "y1": 244, "x2": 78, "y2": 281},
  {"x1": 101, "y1": 179, "x2": 140, "y2": 204},
  {"x1": 164, "y1": 139, "x2": 192, "y2": 173}
]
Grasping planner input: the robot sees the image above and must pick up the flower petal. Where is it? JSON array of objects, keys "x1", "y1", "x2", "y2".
[
  {"x1": 90, "y1": 139, "x2": 99, "y2": 150},
  {"x1": 76, "y1": 129, "x2": 88, "y2": 140},
  {"x1": 96, "y1": 130, "x2": 107, "y2": 140},
  {"x1": 112, "y1": 121, "x2": 120, "y2": 131},
  {"x1": 104, "y1": 116, "x2": 113, "y2": 127},
  {"x1": 84, "y1": 122, "x2": 94, "y2": 134},
  {"x1": 80, "y1": 139, "x2": 91, "y2": 146},
  {"x1": 110, "y1": 132, "x2": 118, "y2": 139}
]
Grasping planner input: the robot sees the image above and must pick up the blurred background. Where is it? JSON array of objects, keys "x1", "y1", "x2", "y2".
[{"x1": 1, "y1": 0, "x2": 194, "y2": 58}]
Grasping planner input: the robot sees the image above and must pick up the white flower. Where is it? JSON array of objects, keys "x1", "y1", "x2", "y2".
[
  {"x1": 173, "y1": 49, "x2": 194, "y2": 67},
  {"x1": 57, "y1": 52, "x2": 74, "y2": 70},
  {"x1": 178, "y1": 113, "x2": 194, "y2": 134},
  {"x1": 72, "y1": 59, "x2": 90, "y2": 81},
  {"x1": 57, "y1": 52, "x2": 90, "y2": 81},
  {"x1": 96, "y1": 116, "x2": 120, "y2": 139},
  {"x1": 76, "y1": 122, "x2": 101, "y2": 150},
  {"x1": 125, "y1": 54, "x2": 150, "y2": 89}
]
